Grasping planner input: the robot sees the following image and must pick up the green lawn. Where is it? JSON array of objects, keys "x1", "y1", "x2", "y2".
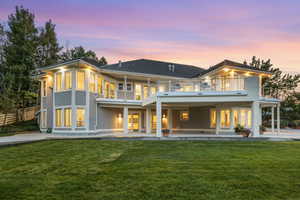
[{"x1": 1, "y1": 140, "x2": 300, "y2": 200}]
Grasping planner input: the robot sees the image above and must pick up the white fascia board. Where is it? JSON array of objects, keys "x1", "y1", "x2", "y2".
[
  {"x1": 157, "y1": 90, "x2": 248, "y2": 97},
  {"x1": 159, "y1": 96, "x2": 256, "y2": 103},
  {"x1": 96, "y1": 98, "x2": 143, "y2": 106}
]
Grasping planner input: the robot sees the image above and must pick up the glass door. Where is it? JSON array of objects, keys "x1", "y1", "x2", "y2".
[{"x1": 128, "y1": 113, "x2": 139, "y2": 131}]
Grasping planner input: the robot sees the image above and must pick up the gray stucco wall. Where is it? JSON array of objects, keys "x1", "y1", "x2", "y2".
[
  {"x1": 245, "y1": 76, "x2": 259, "y2": 98},
  {"x1": 173, "y1": 107, "x2": 211, "y2": 129},
  {"x1": 97, "y1": 107, "x2": 122, "y2": 129},
  {"x1": 75, "y1": 91, "x2": 86, "y2": 105},
  {"x1": 89, "y1": 93, "x2": 97, "y2": 130},
  {"x1": 46, "y1": 89, "x2": 53, "y2": 128},
  {"x1": 55, "y1": 91, "x2": 72, "y2": 106}
]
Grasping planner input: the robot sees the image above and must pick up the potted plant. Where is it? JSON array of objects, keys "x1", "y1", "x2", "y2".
[
  {"x1": 234, "y1": 124, "x2": 251, "y2": 137},
  {"x1": 162, "y1": 129, "x2": 170, "y2": 137}
]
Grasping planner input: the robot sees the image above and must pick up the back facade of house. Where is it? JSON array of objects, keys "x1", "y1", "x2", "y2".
[{"x1": 37, "y1": 58, "x2": 280, "y2": 137}]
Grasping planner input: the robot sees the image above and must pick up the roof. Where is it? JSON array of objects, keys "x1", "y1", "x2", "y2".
[
  {"x1": 203, "y1": 59, "x2": 271, "y2": 75},
  {"x1": 102, "y1": 59, "x2": 205, "y2": 78}
]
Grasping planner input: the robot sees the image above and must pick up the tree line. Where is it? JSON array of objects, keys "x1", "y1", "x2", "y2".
[{"x1": 0, "y1": 6, "x2": 107, "y2": 123}]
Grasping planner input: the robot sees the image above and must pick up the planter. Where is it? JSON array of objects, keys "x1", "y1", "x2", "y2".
[{"x1": 162, "y1": 129, "x2": 170, "y2": 137}]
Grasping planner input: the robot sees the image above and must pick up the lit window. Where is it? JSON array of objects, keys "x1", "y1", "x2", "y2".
[
  {"x1": 234, "y1": 110, "x2": 239, "y2": 127},
  {"x1": 159, "y1": 85, "x2": 165, "y2": 92},
  {"x1": 89, "y1": 72, "x2": 96, "y2": 92},
  {"x1": 118, "y1": 83, "x2": 124, "y2": 90},
  {"x1": 180, "y1": 111, "x2": 189, "y2": 121},
  {"x1": 97, "y1": 75, "x2": 103, "y2": 95},
  {"x1": 55, "y1": 72, "x2": 62, "y2": 91},
  {"x1": 152, "y1": 114, "x2": 157, "y2": 129},
  {"x1": 77, "y1": 71, "x2": 85, "y2": 90},
  {"x1": 247, "y1": 110, "x2": 252, "y2": 128},
  {"x1": 240, "y1": 109, "x2": 246, "y2": 127},
  {"x1": 143, "y1": 85, "x2": 149, "y2": 99},
  {"x1": 221, "y1": 109, "x2": 230, "y2": 128},
  {"x1": 109, "y1": 83, "x2": 116, "y2": 98},
  {"x1": 104, "y1": 81, "x2": 109, "y2": 98},
  {"x1": 65, "y1": 71, "x2": 72, "y2": 90},
  {"x1": 42, "y1": 80, "x2": 47, "y2": 96},
  {"x1": 135, "y1": 84, "x2": 142, "y2": 100},
  {"x1": 64, "y1": 108, "x2": 72, "y2": 127},
  {"x1": 55, "y1": 109, "x2": 62, "y2": 127},
  {"x1": 210, "y1": 109, "x2": 216, "y2": 128},
  {"x1": 77, "y1": 108, "x2": 85, "y2": 127},
  {"x1": 150, "y1": 87, "x2": 156, "y2": 96}
]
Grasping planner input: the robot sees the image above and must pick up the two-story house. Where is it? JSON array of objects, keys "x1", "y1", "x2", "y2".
[{"x1": 37, "y1": 58, "x2": 280, "y2": 137}]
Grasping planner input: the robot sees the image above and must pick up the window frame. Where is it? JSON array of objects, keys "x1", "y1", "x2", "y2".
[
  {"x1": 41, "y1": 80, "x2": 47, "y2": 97},
  {"x1": 210, "y1": 108, "x2": 216, "y2": 128},
  {"x1": 89, "y1": 71, "x2": 96, "y2": 93},
  {"x1": 180, "y1": 111, "x2": 189, "y2": 121},
  {"x1": 64, "y1": 71, "x2": 73, "y2": 90},
  {"x1": 55, "y1": 72, "x2": 63, "y2": 92},
  {"x1": 118, "y1": 82, "x2": 124, "y2": 91},
  {"x1": 76, "y1": 70, "x2": 85, "y2": 91},
  {"x1": 76, "y1": 107, "x2": 86, "y2": 128},
  {"x1": 64, "y1": 108, "x2": 72, "y2": 128}
]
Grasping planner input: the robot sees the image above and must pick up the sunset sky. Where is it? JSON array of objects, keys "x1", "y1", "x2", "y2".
[{"x1": 0, "y1": 0, "x2": 300, "y2": 74}]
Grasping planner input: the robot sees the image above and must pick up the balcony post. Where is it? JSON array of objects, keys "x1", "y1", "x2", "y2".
[
  {"x1": 252, "y1": 101, "x2": 260, "y2": 137},
  {"x1": 167, "y1": 108, "x2": 173, "y2": 133},
  {"x1": 277, "y1": 103, "x2": 280, "y2": 135},
  {"x1": 146, "y1": 107, "x2": 151, "y2": 134},
  {"x1": 147, "y1": 78, "x2": 151, "y2": 96},
  {"x1": 168, "y1": 80, "x2": 171, "y2": 92}
]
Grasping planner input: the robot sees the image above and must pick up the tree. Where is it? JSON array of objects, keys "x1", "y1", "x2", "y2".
[
  {"x1": 60, "y1": 46, "x2": 107, "y2": 65},
  {"x1": 37, "y1": 20, "x2": 62, "y2": 67},
  {"x1": 245, "y1": 56, "x2": 300, "y2": 99},
  {"x1": 3, "y1": 6, "x2": 39, "y2": 121}
]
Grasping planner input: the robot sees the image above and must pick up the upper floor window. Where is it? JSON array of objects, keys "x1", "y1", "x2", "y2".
[
  {"x1": 109, "y1": 82, "x2": 116, "y2": 98},
  {"x1": 42, "y1": 80, "x2": 47, "y2": 97},
  {"x1": 126, "y1": 83, "x2": 132, "y2": 91},
  {"x1": 143, "y1": 85, "x2": 149, "y2": 99},
  {"x1": 98, "y1": 75, "x2": 103, "y2": 95},
  {"x1": 77, "y1": 71, "x2": 85, "y2": 90},
  {"x1": 135, "y1": 83, "x2": 142, "y2": 100},
  {"x1": 55, "y1": 72, "x2": 62, "y2": 91},
  {"x1": 64, "y1": 71, "x2": 72, "y2": 90},
  {"x1": 118, "y1": 83, "x2": 124, "y2": 91},
  {"x1": 89, "y1": 72, "x2": 96, "y2": 92}
]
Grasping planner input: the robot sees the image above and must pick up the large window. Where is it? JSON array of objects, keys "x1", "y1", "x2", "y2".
[
  {"x1": 109, "y1": 82, "x2": 116, "y2": 98},
  {"x1": 104, "y1": 81, "x2": 109, "y2": 98},
  {"x1": 143, "y1": 85, "x2": 149, "y2": 99},
  {"x1": 64, "y1": 71, "x2": 72, "y2": 90},
  {"x1": 55, "y1": 72, "x2": 62, "y2": 91},
  {"x1": 233, "y1": 108, "x2": 252, "y2": 128},
  {"x1": 210, "y1": 109, "x2": 216, "y2": 128},
  {"x1": 118, "y1": 83, "x2": 124, "y2": 91},
  {"x1": 77, "y1": 108, "x2": 85, "y2": 127},
  {"x1": 220, "y1": 109, "x2": 230, "y2": 128},
  {"x1": 64, "y1": 108, "x2": 72, "y2": 127},
  {"x1": 55, "y1": 109, "x2": 62, "y2": 127},
  {"x1": 89, "y1": 72, "x2": 96, "y2": 92},
  {"x1": 77, "y1": 71, "x2": 85, "y2": 90},
  {"x1": 135, "y1": 84, "x2": 142, "y2": 100},
  {"x1": 98, "y1": 75, "x2": 103, "y2": 95}
]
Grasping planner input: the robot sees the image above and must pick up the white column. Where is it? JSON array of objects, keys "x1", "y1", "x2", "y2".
[
  {"x1": 124, "y1": 76, "x2": 127, "y2": 100},
  {"x1": 71, "y1": 69, "x2": 76, "y2": 130},
  {"x1": 123, "y1": 106, "x2": 128, "y2": 134},
  {"x1": 271, "y1": 106, "x2": 275, "y2": 134},
  {"x1": 277, "y1": 103, "x2": 280, "y2": 135},
  {"x1": 216, "y1": 107, "x2": 220, "y2": 135},
  {"x1": 146, "y1": 107, "x2": 151, "y2": 134},
  {"x1": 156, "y1": 99, "x2": 162, "y2": 137},
  {"x1": 258, "y1": 105, "x2": 262, "y2": 126},
  {"x1": 168, "y1": 80, "x2": 172, "y2": 92},
  {"x1": 230, "y1": 108, "x2": 234, "y2": 130},
  {"x1": 252, "y1": 101, "x2": 260, "y2": 137},
  {"x1": 167, "y1": 108, "x2": 173, "y2": 133}
]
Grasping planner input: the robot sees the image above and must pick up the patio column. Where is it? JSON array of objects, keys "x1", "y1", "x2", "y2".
[
  {"x1": 277, "y1": 103, "x2": 280, "y2": 135},
  {"x1": 167, "y1": 108, "x2": 173, "y2": 133},
  {"x1": 252, "y1": 101, "x2": 260, "y2": 137},
  {"x1": 271, "y1": 105, "x2": 275, "y2": 134},
  {"x1": 146, "y1": 107, "x2": 151, "y2": 134},
  {"x1": 124, "y1": 76, "x2": 127, "y2": 100},
  {"x1": 156, "y1": 99, "x2": 162, "y2": 137},
  {"x1": 216, "y1": 107, "x2": 220, "y2": 135},
  {"x1": 123, "y1": 106, "x2": 128, "y2": 134},
  {"x1": 230, "y1": 108, "x2": 234, "y2": 130}
]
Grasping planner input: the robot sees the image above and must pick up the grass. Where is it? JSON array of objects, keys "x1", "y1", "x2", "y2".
[
  {"x1": 1, "y1": 140, "x2": 300, "y2": 200},
  {"x1": 0, "y1": 120, "x2": 39, "y2": 137}
]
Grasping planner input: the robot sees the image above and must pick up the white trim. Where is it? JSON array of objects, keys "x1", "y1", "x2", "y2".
[{"x1": 157, "y1": 90, "x2": 247, "y2": 97}]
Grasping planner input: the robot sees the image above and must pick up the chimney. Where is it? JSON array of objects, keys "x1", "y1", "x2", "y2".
[{"x1": 118, "y1": 60, "x2": 122, "y2": 67}]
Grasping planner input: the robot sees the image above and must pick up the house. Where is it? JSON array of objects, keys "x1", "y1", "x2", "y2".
[{"x1": 36, "y1": 58, "x2": 281, "y2": 136}]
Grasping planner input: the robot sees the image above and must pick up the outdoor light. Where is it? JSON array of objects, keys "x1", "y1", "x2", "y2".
[{"x1": 223, "y1": 68, "x2": 230, "y2": 72}]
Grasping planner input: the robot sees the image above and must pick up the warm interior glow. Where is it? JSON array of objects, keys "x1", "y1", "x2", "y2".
[
  {"x1": 55, "y1": 109, "x2": 62, "y2": 127},
  {"x1": 77, "y1": 71, "x2": 85, "y2": 90},
  {"x1": 64, "y1": 108, "x2": 72, "y2": 127},
  {"x1": 143, "y1": 85, "x2": 149, "y2": 99},
  {"x1": 65, "y1": 71, "x2": 72, "y2": 90},
  {"x1": 98, "y1": 75, "x2": 103, "y2": 95},
  {"x1": 220, "y1": 109, "x2": 230, "y2": 128},
  {"x1": 89, "y1": 72, "x2": 96, "y2": 92},
  {"x1": 128, "y1": 113, "x2": 139, "y2": 130},
  {"x1": 180, "y1": 111, "x2": 189, "y2": 121},
  {"x1": 55, "y1": 72, "x2": 62, "y2": 91},
  {"x1": 223, "y1": 68, "x2": 230, "y2": 72},
  {"x1": 244, "y1": 72, "x2": 251, "y2": 77},
  {"x1": 135, "y1": 84, "x2": 142, "y2": 100},
  {"x1": 77, "y1": 108, "x2": 85, "y2": 127},
  {"x1": 210, "y1": 109, "x2": 216, "y2": 128}
]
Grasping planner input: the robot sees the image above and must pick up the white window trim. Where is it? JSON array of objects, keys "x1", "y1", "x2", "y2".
[
  {"x1": 89, "y1": 71, "x2": 97, "y2": 93},
  {"x1": 76, "y1": 106, "x2": 86, "y2": 128},
  {"x1": 54, "y1": 106, "x2": 72, "y2": 128},
  {"x1": 76, "y1": 70, "x2": 86, "y2": 91},
  {"x1": 210, "y1": 108, "x2": 216, "y2": 128},
  {"x1": 64, "y1": 70, "x2": 73, "y2": 91},
  {"x1": 54, "y1": 70, "x2": 73, "y2": 93}
]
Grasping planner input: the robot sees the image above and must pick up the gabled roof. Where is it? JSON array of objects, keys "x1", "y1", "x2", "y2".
[
  {"x1": 202, "y1": 59, "x2": 271, "y2": 75},
  {"x1": 102, "y1": 59, "x2": 205, "y2": 78}
]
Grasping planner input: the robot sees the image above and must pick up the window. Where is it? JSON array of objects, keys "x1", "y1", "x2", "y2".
[
  {"x1": 143, "y1": 85, "x2": 149, "y2": 99},
  {"x1": 109, "y1": 82, "x2": 116, "y2": 98},
  {"x1": 221, "y1": 109, "x2": 230, "y2": 128},
  {"x1": 64, "y1": 108, "x2": 72, "y2": 127},
  {"x1": 55, "y1": 109, "x2": 62, "y2": 127},
  {"x1": 135, "y1": 84, "x2": 142, "y2": 100},
  {"x1": 97, "y1": 75, "x2": 103, "y2": 95},
  {"x1": 240, "y1": 109, "x2": 246, "y2": 127},
  {"x1": 64, "y1": 71, "x2": 72, "y2": 90},
  {"x1": 89, "y1": 72, "x2": 96, "y2": 92},
  {"x1": 180, "y1": 111, "x2": 189, "y2": 121},
  {"x1": 233, "y1": 108, "x2": 252, "y2": 128},
  {"x1": 42, "y1": 80, "x2": 47, "y2": 97},
  {"x1": 77, "y1": 108, "x2": 85, "y2": 127},
  {"x1": 41, "y1": 111, "x2": 47, "y2": 128},
  {"x1": 104, "y1": 81, "x2": 109, "y2": 98},
  {"x1": 150, "y1": 87, "x2": 156, "y2": 96},
  {"x1": 77, "y1": 71, "x2": 85, "y2": 90},
  {"x1": 210, "y1": 109, "x2": 216, "y2": 128},
  {"x1": 248, "y1": 110, "x2": 252, "y2": 128},
  {"x1": 233, "y1": 110, "x2": 239, "y2": 127},
  {"x1": 118, "y1": 83, "x2": 124, "y2": 91},
  {"x1": 126, "y1": 83, "x2": 132, "y2": 91},
  {"x1": 55, "y1": 72, "x2": 62, "y2": 91}
]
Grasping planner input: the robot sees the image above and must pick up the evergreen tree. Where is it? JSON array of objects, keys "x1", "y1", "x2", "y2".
[
  {"x1": 37, "y1": 20, "x2": 62, "y2": 66},
  {"x1": 99, "y1": 56, "x2": 108, "y2": 66}
]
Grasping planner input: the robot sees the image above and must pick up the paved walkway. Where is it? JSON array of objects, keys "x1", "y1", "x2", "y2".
[{"x1": 1, "y1": 129, "x2": 300, "y2": 147}]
